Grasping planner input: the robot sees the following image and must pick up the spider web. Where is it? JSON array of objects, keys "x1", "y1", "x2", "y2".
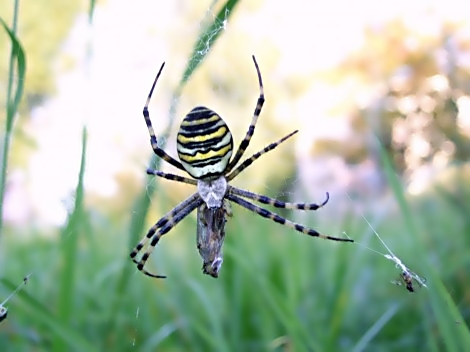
[
  {"x1": 343, "y1": 194, "x2": 428, "y2": 293},
  {"x1": 245, "y1": 171, "x2": 428, "y2": 293},
  {"x1": 177, "y1": 2, "x2": 231, "y2": 89},
  {"x1": 0, "y1": 274, "x2": 31, "y2": 323}
]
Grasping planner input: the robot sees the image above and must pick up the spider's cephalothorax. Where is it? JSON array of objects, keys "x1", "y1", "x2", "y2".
[{"x1": 130, "y1": 55, "x2": 354, "y2": 279}]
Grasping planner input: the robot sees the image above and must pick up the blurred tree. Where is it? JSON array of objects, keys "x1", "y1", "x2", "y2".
[{"x1": 333, "y1": 20, "x2": 470, "y2": 178}]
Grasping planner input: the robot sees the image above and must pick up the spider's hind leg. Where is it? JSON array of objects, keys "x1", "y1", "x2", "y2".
[
  {"x1": 130, "y1": 194, "x2": 202, "y2": 278},
  {"x1": 229, "y1": 186, "x2": 329, "y2": 211},
  {"x1": 227, "y1": 194, "x2": 353, "y2": 242}
]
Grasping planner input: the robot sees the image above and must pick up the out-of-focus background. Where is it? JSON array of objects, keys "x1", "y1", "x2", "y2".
[{"x1": 1, "y1": 0, "x2": 469, "y2": 351}]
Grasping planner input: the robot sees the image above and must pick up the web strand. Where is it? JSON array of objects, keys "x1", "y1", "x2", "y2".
[{"x1": 345, "y1": 193, "x2": 427, "y2": 292}]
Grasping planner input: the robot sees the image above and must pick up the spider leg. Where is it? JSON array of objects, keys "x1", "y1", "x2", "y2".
[
  {"x1": 130, "y1": 192, "x2": 200, "y2": 259},
  {"x1": 130, "y1": 193, "x2": 203, "y2": 278},
  {"x1": 229, "y1": 186, "x2": 329, "y2": 210},
  {"x1": 143, "y1": 62, "x2": 186, "y2": 172},
  {"x1": 227, "y1": 130, "x2": 298, "y2": 181},
  {"x1": 146, "y1": 168, "x2": 197, "y2": 185},
  {"x1": 227, "y1": 194, "x2": 353, "y2": 242},
  {"x1": 225, "y1": 55, "x2": 265, "y2": 173}
]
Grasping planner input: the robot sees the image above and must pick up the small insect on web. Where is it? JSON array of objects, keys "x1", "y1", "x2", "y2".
[
  {"x1": 346, "y1": 208, "x2": 427, "y2": 293},
  {"x1": 130, "y1": 55, "x2": 353, "y2": 279},
  {"x1": 0, "y1": 274, "x2": 31, "y2": 323}
]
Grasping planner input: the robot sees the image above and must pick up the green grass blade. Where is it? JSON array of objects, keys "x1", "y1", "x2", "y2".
[
  {"x1": 167, "y1": 0, "x2": 241, "y2": 142},
  {"x1": 1, "y1": 18, "x2": 26, "y2": 131},
  {"x1": 105, "y1": 156, "x2": 158, "y2": 349},
  {"x1": 0, "y1": 12, "x2": 26, "y2": 236},
  {"x1": 425, "y1": 276, "x2": 470, "y2": 350},
  {"x1": 88, "y1": 0, "x2": 96, "y2": 22},
  {"x1": 377, "y1": 143, "x2": 418, "y2": 235},
  {"x1": 377, "y1": 140, "x2": 470, "y2": 350},
  {"x1": 352, "y1": 303, "x2": 401, "y2": 352},
  {"x1": 176, "y1": 0, "x2": 240, "y2": 91},
  {"x1": 1, "y1": 278, "x2": 99, "y2": 352},
  {"x1": 52, "y1": 127, "x2": 88, "y2": 352}
]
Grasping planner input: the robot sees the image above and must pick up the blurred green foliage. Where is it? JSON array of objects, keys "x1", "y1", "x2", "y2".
[
  {"x1": 1, "y1": 1, "x2": 470, "y2": 351},
  {"x1": 0, "y1": 0, "x2": 82, "y2": 172},
  {"x1": 1, "y1": 169, "x2": 470, "y2": 351},
  {"x1": 0, "y1": 0, "x2": 82, "y2": 108}
]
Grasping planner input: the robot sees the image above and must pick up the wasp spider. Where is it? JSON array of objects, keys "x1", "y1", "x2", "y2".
[{"x1": 130, "y1": 55, "x2": 353, "y2": 278}]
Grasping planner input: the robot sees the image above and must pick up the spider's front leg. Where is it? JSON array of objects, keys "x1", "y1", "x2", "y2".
[
  {"x1": 225, "y1": 55, "x2": 265, "y2": 173},
  {"x1": 143, "y1": 62, "x2": 186, "y2": 172}
]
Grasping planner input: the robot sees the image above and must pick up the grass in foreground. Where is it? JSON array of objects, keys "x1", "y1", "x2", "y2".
[{"x1": 1, "y1": 170, "x2": 470, "y2": 351}]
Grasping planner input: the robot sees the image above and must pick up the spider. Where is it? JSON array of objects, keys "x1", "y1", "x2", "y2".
[{"x1": 130, "y1": 55, "x2": 354, "y2": 278}]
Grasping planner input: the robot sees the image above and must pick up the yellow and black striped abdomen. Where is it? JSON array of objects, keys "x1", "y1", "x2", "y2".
[{"x1": 177, "y1": 106, "x2": 233, "y2": 179}]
